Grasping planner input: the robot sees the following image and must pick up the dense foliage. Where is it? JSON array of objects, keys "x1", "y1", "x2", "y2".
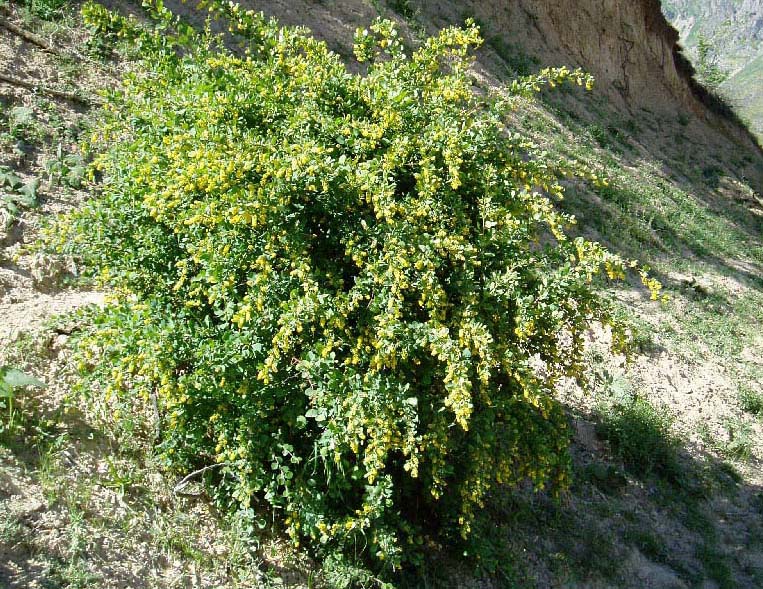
[{"x1": 58, "y1": 0, "x2": 660, "y2": 576}]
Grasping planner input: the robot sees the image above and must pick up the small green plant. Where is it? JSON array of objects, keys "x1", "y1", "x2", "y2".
[
  {"x1": 81, "y1": 1, "x2": 128, "y2": 57},
  {"x1": 708, "y1": 461, "x2": 742, "y2": 495},
  {"x1": 22, "y1": 0, "x2": 68, "y2": 20},
  {"x1": 44, "y1": 144, "x2": 87, "y2": 189},
  {"x1": 101, "y1": 457, "x2": 138, "y2": 502},
  {"x1": 487, "y1": 36, "x2": 538, "y2": 76},
  {"x1": 47, "y1": 558, "x2": 103, "y2": 589},
  {"x1": 8, "y1": 106, "x2": 43, "y2": 143},
  {"x1": 0, "y1": 365, "x2": 46, "y2": 434},
  {"x1": 1, "y1": 165, "x2": 41, "y2": 230},
  {"x1": 597, "y1": 396, "x2": 680, "y2": 481},
  {"x1": 698, "y1": 418, "x2": 755, "y2": 462},
  {"x1": 721, "y1": 419, "x2": 754, "y2": 461},
  {"x1": 702, "y1": 164, "x2": 723, "y2": 189},
  {"x1": 696, "y1": 542, "x2": 735, "y2": 589},
  {"x1": 1, "y1": 166, "x2": 40, "y2": 201},
  {"x1": 388, "y1": 0, "x2": 414, "y2": 19},
  {"x1": 0, "y1": 513, "x2": 24, "y2": 545},
  {"x1": 623, "y1": 527, "x2": 669, "y2": 564},
  {"x1": 739, "y1": 385, "x2": 763, "y2": 416},
  {"x1": 583, "y1": 462, "x2": 628, "y2": 494},
  {"x1": 55, "y1": 0, "x2": 661, "y2": 576},
  {"x1": 623, "y1": 118, "x2": 640, "y2": 135},
  {"x1": 588, "y1": 124, "x2": 609, "y2": 148}
]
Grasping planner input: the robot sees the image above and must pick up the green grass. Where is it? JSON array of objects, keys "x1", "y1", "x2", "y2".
[
  {"x1": 517, "y1": 97, "x2": 763, "y2": 434},
  {"x1": 623, "y1": 527, "x2": 669, "y2": 565},
  {"x1": 722, "y1": 51, "x2": 763, "y2": 138},
  {"x1": 487, "y1": 35, "x2": 538, "y2": 76},
  {"x1": 520, "y1": 100, "x2": 763, "y2": 275},
  {"x1": 697, "y1": 543, "x2": 736, "y2": 589},
  {"x1": 698, "y1": 418, "x2": 755, "y2": 462},
  {"x1": 0, "y1": 326, "x2": 306, "y2": 589},
  {"x1": 668, "y1": 287, "x2": 763, "y2": 358},
  {"x1": 574, "y1": 169, "x2": 762, "y2": 266},
  {"x1": 0, "y1": 510, "x2": 24, "y2": 544},
  {"x1": 388, "y1": 0, "x2": 414, "y2": 19},
  {"x1": 739, "y1": 385, "x2": 763, "y2": 416},
  {"x1": 720, "y1": 419, "x2": 755, "y2": 461},
  {"x1": 597, "y1": 396, "x2": 681, "y2": 481},
  {"x1": 19, "y1": 0, "x2": 69, "y2": 20}
]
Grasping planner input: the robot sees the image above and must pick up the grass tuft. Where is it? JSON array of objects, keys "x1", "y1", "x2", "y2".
[
  {"x1": 597, "y1": 397, "x2": 681, "y2": 481},
  {"x1": 739, "y1": 385, "x2": 763, "y2": 417}
]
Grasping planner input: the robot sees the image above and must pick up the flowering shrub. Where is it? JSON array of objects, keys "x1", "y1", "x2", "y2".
[{"x1": 60, "y1": 0, "x2": 660, "y2": 574}]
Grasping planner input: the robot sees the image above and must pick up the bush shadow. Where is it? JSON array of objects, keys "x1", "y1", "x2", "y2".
[{"x1": 406, "y1": 400, "x2": 763, "y2": 588}]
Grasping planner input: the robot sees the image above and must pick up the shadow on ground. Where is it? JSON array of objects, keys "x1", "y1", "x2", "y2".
[{"x1": 406, "y1": 403, "x2": 763, "y2": 588}]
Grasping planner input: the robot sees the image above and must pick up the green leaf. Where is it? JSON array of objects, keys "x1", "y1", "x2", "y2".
[
  {"x1": 10, "y1": 106, "x2": 34, "y2": 126},
  {"x1": 2, "y1": 171, "x2": 23, "y2": 191},
  {"x1": 16, "y1": 178, "x2": 40, "y2": 207},
  {"x1": 1, "y1": 197, "x2": 19, "y2": 221},
  {"x1": 2, "y1": 367, "x2": 46, "y2": 390},
  {"x1": 66, "y1": 166, "x2": 87, "y2": 188},
  {"x1": 0, "y1": 382, "x2": 12, "y2": 398}
]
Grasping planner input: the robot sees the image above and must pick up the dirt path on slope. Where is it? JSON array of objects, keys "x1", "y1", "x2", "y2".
[{"x1": 0, "y1": 4, "x2": 105, "y2": 346}]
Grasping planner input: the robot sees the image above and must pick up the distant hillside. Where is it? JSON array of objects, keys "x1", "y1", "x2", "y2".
[{"x1": 662, "y1": 0, "x2": 763, "y2": 137}]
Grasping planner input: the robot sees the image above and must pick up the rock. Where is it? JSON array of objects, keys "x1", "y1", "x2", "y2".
[
  {"x1": 625, "y1": 548, "x2": 689, "y2": 588},
  {"x1": 0, "y1": 207, "x2": 12, "y2": 245},
  {"x1": 29, "y1": 253, "x2": 77, "y2": 290}
]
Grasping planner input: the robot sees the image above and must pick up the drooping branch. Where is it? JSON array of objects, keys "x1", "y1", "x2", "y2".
[
  {"x1": 0, "y1": 72, "x2": 97, "y2": 106},
  {"x1": 173, "y1": 462, "x2": 231, "y2": 494},
  {"x1": 1, "y1": 18, "x2": 63, "y2": 56}
]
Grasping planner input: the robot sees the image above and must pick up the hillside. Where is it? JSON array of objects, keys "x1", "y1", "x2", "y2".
[
  {"x1": 662, "y1": 0, "x2": 763, "y2": 138},
  {"x1": 661, "y1": 0, "x2": 763, "y2": 65},
  {"x1": 1, "y1": 0, "x2": 762, "y2": 588},
  {"x1": 209, "y1": 0, "x2": 762, "y2": 179}
]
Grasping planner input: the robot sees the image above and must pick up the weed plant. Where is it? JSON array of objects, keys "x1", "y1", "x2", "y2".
[
  {"x1": 19, "y1": 0, "x2": 67, "y2": 20},
  {"x1": 739, "y1": 385, "x2": 763, "y2": 417},
  {"x1": 597, "y1": 396, "x2": 681, "y2": 481}
]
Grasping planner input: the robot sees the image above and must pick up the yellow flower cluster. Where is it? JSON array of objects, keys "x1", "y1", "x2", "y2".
[{"x1": 60, "y1": 0, "x2": 664, "y2": 571}]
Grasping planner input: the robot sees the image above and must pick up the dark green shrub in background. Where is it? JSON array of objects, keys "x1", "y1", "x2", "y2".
[{"x1": 56, "y1": 0, "x2": 661, "y2": 577}]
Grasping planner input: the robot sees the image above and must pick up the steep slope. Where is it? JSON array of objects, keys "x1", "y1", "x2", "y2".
[
  {"x1": 662, "y1": 0, "x2": 763, "y2": 62},
  {"x1": 195, "y1": 0, "x2": 761, "y2": 182},
  {"x1": 663, "y1": 0, "x2": 763, "y2": 137},
  {"x1": 419, "y1": 0, "x2": 763, "y2": 184}
]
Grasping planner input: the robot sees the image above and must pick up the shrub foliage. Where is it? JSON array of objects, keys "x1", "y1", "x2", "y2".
[{"x1": 61, "y1": 0, "x2": 660, "y2": 572}]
